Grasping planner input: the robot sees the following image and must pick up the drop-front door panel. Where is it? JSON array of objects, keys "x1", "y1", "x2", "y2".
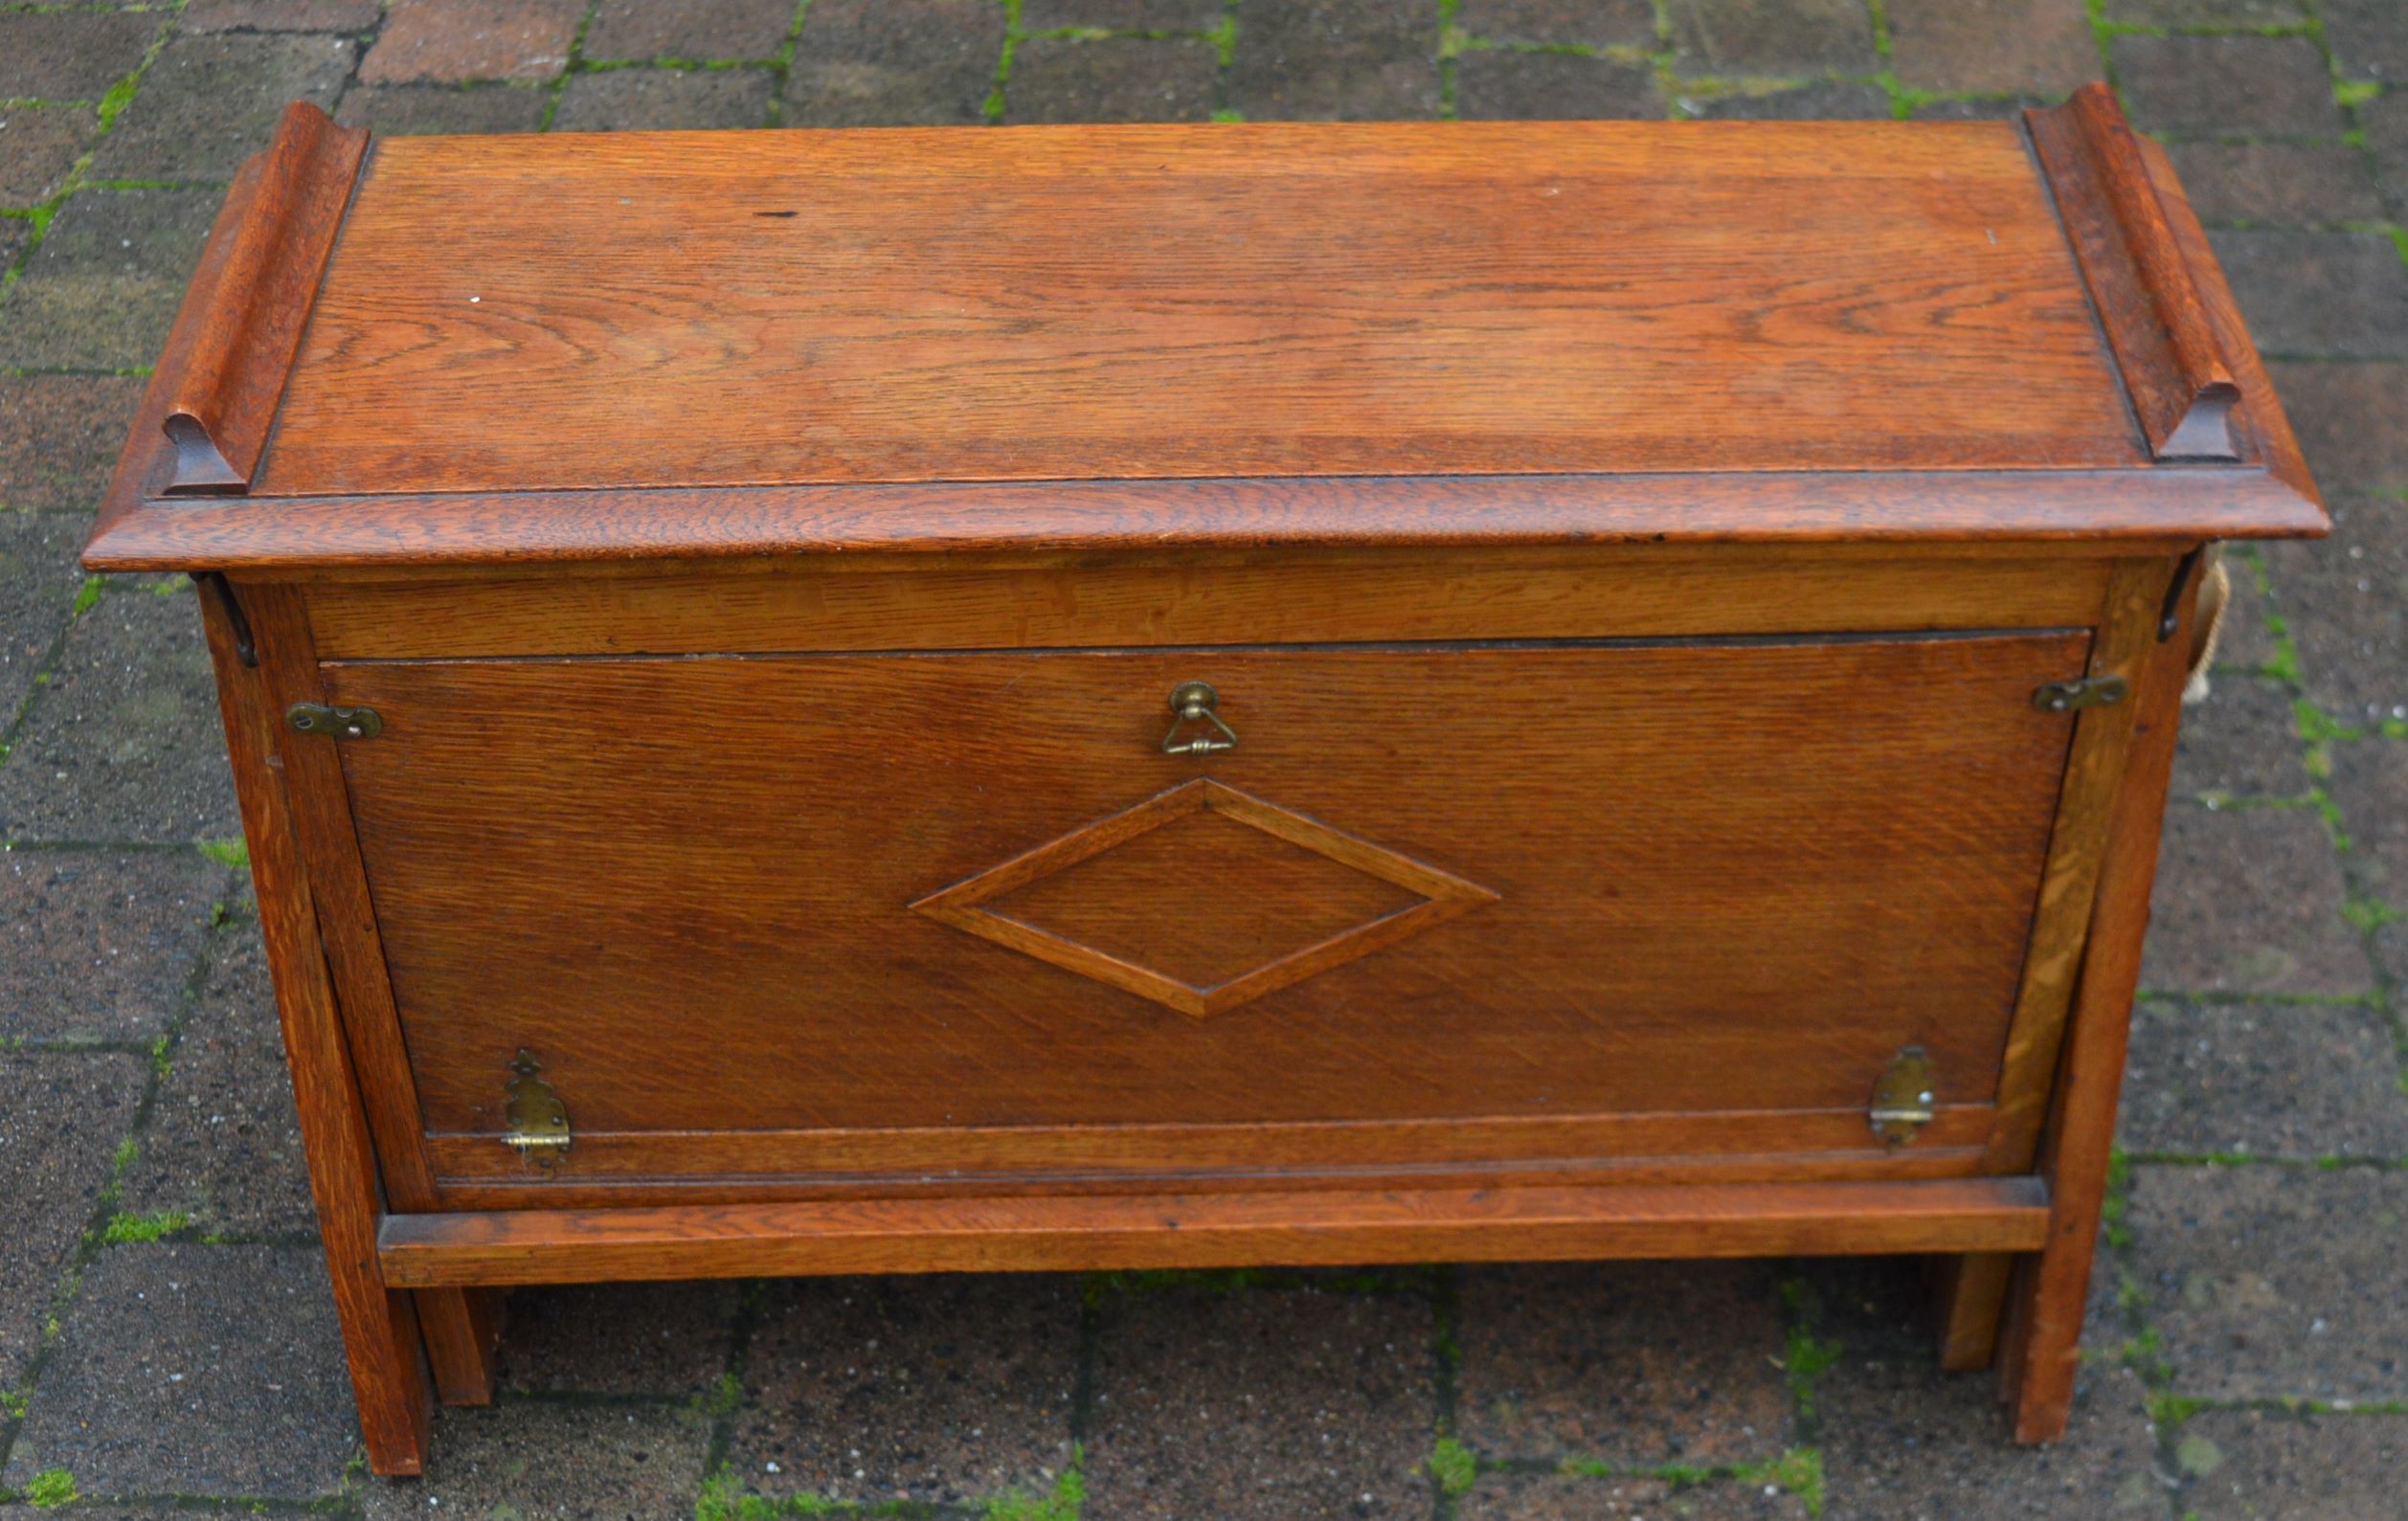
[{"x1": 322, "y1": 634, "x2": 2089, "y2": 1194}]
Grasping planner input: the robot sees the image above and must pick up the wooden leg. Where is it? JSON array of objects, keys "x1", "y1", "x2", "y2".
[
  {"x1": 1930, "y1": 1252, "x2": 2014, "y2": 1372},
  {"x1": 200, "y1": 586, "x2": 433, "y2": 1475},
  {"x1": 1997, "y1": 556, "x2": 2196, "y2": 1442},
  {"x1": 419, "y1": 1287, "x2": 506, "y2": 1405}
]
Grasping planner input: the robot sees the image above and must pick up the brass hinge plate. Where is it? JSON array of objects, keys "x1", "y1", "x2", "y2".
[
  {"x1": 503, "y1": 1049, "x2": 571, "y2": 1173},
  {"x1": 1869, "y1": 1046, "x2": 1936, "y2": 1149},
  {"x1": 286, "y1": 702, "x2": 382, "y2": 739},
  {"x1": 2031, "y1": 675, "x2": 2128, "y2": 713}
]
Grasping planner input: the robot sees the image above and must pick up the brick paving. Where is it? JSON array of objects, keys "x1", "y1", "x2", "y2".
[{"x1": 2, "y1": 1, "x2": 2405, "y2": 1515}]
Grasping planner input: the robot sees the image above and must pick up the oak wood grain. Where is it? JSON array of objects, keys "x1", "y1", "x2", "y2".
[{"x1": 376, "y1": 1177, "x2": 2055, "y2": 1287}]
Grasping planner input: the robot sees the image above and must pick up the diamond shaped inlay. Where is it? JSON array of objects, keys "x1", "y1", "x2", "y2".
[{"x1": 911, "y1": 779, "x2": 1499, "y2": 1018}]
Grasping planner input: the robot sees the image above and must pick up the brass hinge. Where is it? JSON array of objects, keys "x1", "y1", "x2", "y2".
[
  {"x1": 286, "y1": 703, "x2": 382, "y2": 739},
  {"x1": 2031, "y1": 675, "x2": 2128, "y2": 714},
  {"x1": 1869, "y1": 1046, "x2": 1936, "y2": 1149},
  {"x1": 502, "y1": 1049, "x2": 571, "y2": 1173}
]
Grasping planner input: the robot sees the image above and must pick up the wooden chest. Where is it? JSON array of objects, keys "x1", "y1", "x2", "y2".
[{"x1": 86, "y1": 90, "x2": 2323, "y2": 1474}]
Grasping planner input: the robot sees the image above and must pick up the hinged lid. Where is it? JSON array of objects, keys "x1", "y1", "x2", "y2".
[{"x1": 83, "y1": 91, "x2": 2323, "y2": 572}]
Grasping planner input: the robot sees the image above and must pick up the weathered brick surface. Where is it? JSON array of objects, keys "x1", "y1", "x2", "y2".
[
  {"x1": 0, "y1": 190, "x2": 219, "y2": 371},
  {"x1": 1457, "y1": 51, "x2": 1662, "y2": 120},
  {"x1": 1665, "y1": 0, "x2": 1877, "y2": 78},
  {"x1": 731, "y1": 1274, "x2": 1079, "y2": 1508},
  {"x1": 2205, "y1": 554, "x2": 2279, "y2": 673},
  {"x1": 2120, "y1": 999, "x2": 2408, "y2": 1160},
  {"x1": 2168, "y1": 144, "x2": 2385, "y2": 230},
  {"x1": 2326, "y1": 736, "x2": 2407, "y2": 906},
  {"x1": 784, "y1": 0, "x2": 1006, "y2": 127},
  {"x1": 0, "y1": 512, "x2": 82, "y2": 717},
  {"x1": 583, "y1": 0, "x2": 799, "y2": 62},
  {"x1": 2178, "y1": 1407, "x2": 2408, "y2": 1519},
  {"x1": 360, "y1": 0, "x2": 585, "y2": 83},
  {"x1": 2139, "y1": 806, "x2": 2373, "y2": 995},
  {"x1": 1006, "y1": 36, "x2": 1218, "y2": 123},
  {"x1": 2108, "y1": 0, "x2": 2302, "y2": 20},
  {"x1": 2114, "y1": 35, "x2": 2342, "y2": 139},
  {"x1": 116, "y1": 917, "x2": 318, "y2": 1235},
  {"x1": 0, "y1": 1052, "x2": 143, "y2": 1390},
  {"x1": 0, "y1": 580, "x2": 240, "y2": 843},
  {"x1": 552, "y1": 65, "x2": 776, "y2": 130},
  {"x1": 0, "y1": 850, "x2": 229, "y2": 1042},
  {"x1": 0, "y1": 13, "x2": 159, "y2": 102},
  {"x1": 3, "y1": 1244, "x2": 357, "y2": 1499},
  {"x1": 1682, "y1": 79, "x2": 1889, "y2": 118},
  {"x1": 1085, "y1": 1278, "x2": 1435, "y2": 1519},
  {"x1": 1226, "y1": 0, "x2": 1440, "y2": 122},
  {"x1": 90, "y1": 34, "x2": 355, "y2": 183},
  {"x1": 362, "y1": 1399, "x2": 714, "y2": 1519},
  {"x1": 2127, "y1": 1163, "x2": 2408, "y2": 1403},
  {"x1": 2264, "y1": 500, "x2": 2408, "y2": 726},
  {"x1": 333, "y1": 80, "x2": 551, "y2": 134},
  {"x1": 1457, "y1": 0, "x2": 1657, "y2": 46},
  {"x1": 2168, "y1": 676, "x2": 2310, "y2": 801},
  {"x1": 497, "y1": 1280, "x2": 739, "y2": 1397},
  {"x1": 1460, "y1": 1473, "x2": 1810, "y2": 1518},
  {"x1": 1883, "y1": 0, "x2": 2095, "y2": 98},
  {"x1": 2265, "y1": 363, "x2": 2408, "y2": 495},
  {"x1": 2323, "y1": 0, "x2": 2408, "y2": 85},
  {"x1": 1457, "y1": 1263, "x2": 1789, "y2": 1466},
  {"x1": 1023, "y1": 0, "x2": 1227, "y2": 30},
  {"x1": 0, "y1": 106, "x2": 99, "y2": 208},
  {"x1": 182, "y1": 0, "x2": 387, "y2": 34},
  {"x1": 2210, "y1": 231, "x2": 2408, "y2": 361}
]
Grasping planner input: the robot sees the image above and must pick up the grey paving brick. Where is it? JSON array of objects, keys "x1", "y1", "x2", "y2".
[
  {"x1": 2266, "y1": 362, "x2": 2408, "y2": 495},
  {"x1": 3, "y1": 1243, "x2": 355, "y2": 1499},
  {"x1": 0, "y1": 579, "x2": 238, "y2": 843},
  {"x1": 0, "y1": 849, "x2": 229, "y2": 1042},
  {"x1": 2264, "y1": 498, "x2": 2408, "y2": 727},
  {"x1": 1456, "y1": 0, "x2": 1656, "y2": 47},
  {"x1": 584, "y1": 0, "x2": 799, "y2": 62},
  {"x1": 90, "y1": 34, "x2": 355, "y2": 184},
  {"x1": 1459, "y1": 1472, "x2": 1810, "y2": 1518},
  {"x1": 2208, "y1": 552, "x2": 2280, "y2": 673},
  {"x1": 1907, "y1": 96, "x2": 2046, "y2": 120},
  {"x1": 1457, "y1": 50, "x2": 1660, "y2": 120},
  {"x1": 1005, "y1": 36, "x2": 1217, "y2": 123},
  {"x1": 2324, "y1": 0, "x2": 2408, "y2": 85},
  {"x1": 2210, "y1": 231, "x2": 2408, "y2": 361},
  {"x1": 360, "y1": 0, "x2": 586, "y2": 84},
  {"x1": 0, "y1": 190, "x2": 218, "y2": 371},
  {"x1": 731, "y1": 1274, "x2": 1078, "y2": 1509},
  {"x1": 2370, "y1": 92, "x2": 2408, "y2": 216},
  {"x1": 0, "y1": 377, "x2": 144, "y2": 515},
  {"x1": 784, "y1": 0, "x2": 1006, "y2": 127},
  {"x1": 1023, "y1": 0, "x2": 1227, "y2": 30},
  {"x1": 1457, "y1": 1263, "x2": 1788, "y2": 1466},
  {"x1": 0, "y1": 218, "x2": 22, "y2": 278},
  {"x1": 0, "y1": 512, "x2": 82, "y2": 719},
  {"x1": 0, "y1": 1051, "x2": 143, "y2": 1390},
  {"x1": 0, "y1": 106, "x2": 99, "y2": 208},
  {"x1": 2170, "y1": 676, "x2": 2311, "y2": 801},
  {"x1": 496, "y1": 1280, "x2": 739, "y2": 1397},
  {"x1": 182, "y1": 0, "x2": 387, "y2": 33},
  {"x1": 2120, "y1": 998, "x2": 2408, "y2": 1160},
  {"x1": 2127, "y1": 1162, "x2": 2408, "y2": 1402},
  {"x1": 1086, "y1": 1278, "x2": 1434, "y2": 1520},
  {"x1": 2114, "y1": 36, "x2": 2343, "y2": 139},
  {"x1": 1884, "y1": 0, "x2": 2095, "y2": 98},
  {"x1": 2327, "y1": 735, "x2": 2407, "y2": 907},
  {"x1": 2168, "y1": 144, "x2": 2385, "y2": 229},
  {"x1": 2139, "y1": 806, "x2": 2372, "y2": 995},
  {"x1": 1665, "y1": 0, "x2": 1876, "y2": 78},
  {"x1": 361, "y1": 1398, "x2": 715, "y2": 1518},
  {"x1": 2180, "y1": 1407, "x2": 2408, "y2": 1519},
  {"x1": 333, "y1": 81, "x2": 551, "y2": 134},
  {"x1": 0, "y1": 13, "x2": 159, "y2": 103},
  {"x1": 2107, "y1": 0, "x2": 2303, "y2": 21},
  {"x1": 116, "y1": 916, "x2": 316, "y2": 1236},
  {"x1": 1226, "y1": 0, "x2": 1440, "y2": 122},
  {"x1": 553, "y1": 66, "x2": 776, "y2": 131},
  {"x1": 1680, "y1": 80, "x2": 1890, "y2": 119}
]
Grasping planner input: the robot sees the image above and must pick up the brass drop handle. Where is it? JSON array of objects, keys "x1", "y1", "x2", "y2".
[{"x1": 1160, "y1": 681, "x2": 1237, "y2": 755}]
